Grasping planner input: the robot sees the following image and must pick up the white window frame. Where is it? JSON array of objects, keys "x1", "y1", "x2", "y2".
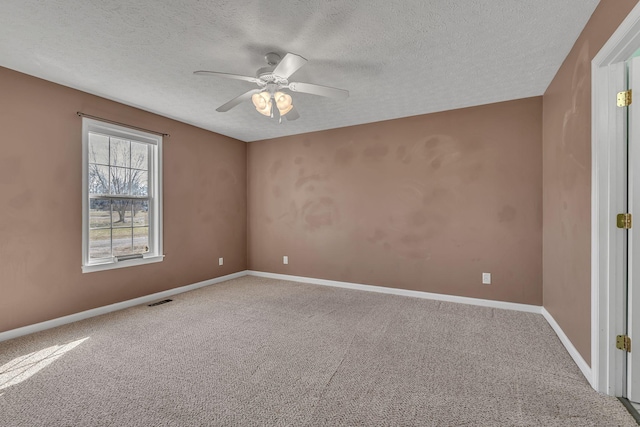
[{"x1": 82, "y1": 117, "x2": 164, "y2": 273}]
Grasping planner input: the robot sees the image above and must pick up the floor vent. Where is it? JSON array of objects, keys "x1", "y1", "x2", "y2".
[{"x1": 148, "y1": 299, "x2": 173, "y2": 307}]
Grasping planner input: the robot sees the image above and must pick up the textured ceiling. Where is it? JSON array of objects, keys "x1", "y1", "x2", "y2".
[{"x1": 0, "y1": 0, "x2": 599, "y2": 142}]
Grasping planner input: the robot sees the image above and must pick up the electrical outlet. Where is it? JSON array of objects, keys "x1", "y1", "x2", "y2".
[
  {"x1": 482, "y1": 272, "x2": 491, "y2": 285},
  {"x1": 283, "y1": 255, "x2": 288, "y2": 265},
  {"x1": 219, "y1": 257, "x2": 223, "y2": 266}
]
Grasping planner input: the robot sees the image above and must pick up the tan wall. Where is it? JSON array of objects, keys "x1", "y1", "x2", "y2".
[
  {"x1": 0, "y1": 67, "x2": 247, "y2": 332},
  {"x1": 542, "y1": 0, "x2": 640, "y2": 365},
  {"x1": 248, "y1": 97, "x2": 543, "y2": 304}
]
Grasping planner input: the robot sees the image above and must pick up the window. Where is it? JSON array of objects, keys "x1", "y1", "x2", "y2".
[{"x1": 82, "y1": 118, "x2": 163, "y2": 273}]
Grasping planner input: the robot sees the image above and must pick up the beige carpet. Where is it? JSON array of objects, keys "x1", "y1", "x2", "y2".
[{"x1": 0, "y1": 275, "x2": 636, "y2": 426}]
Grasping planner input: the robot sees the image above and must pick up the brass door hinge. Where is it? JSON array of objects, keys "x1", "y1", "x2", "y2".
[
  {"x1": 617, "y1": 335, "x2": 632, "y2": 352},
  {"x1": 618, "y1": 90, "x2": 632, "y2": 107},
  {"x1": 617, "y1": 213, "x2": 632, "y2": 229}
]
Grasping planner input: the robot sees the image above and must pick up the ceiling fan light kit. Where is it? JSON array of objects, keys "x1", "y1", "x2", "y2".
[
  {"x1": 194, "y1": 52, "x2": 348, "y2": 123},
  {"x1": 251, "y1": 90, "x2": 293, "y2": 118}
]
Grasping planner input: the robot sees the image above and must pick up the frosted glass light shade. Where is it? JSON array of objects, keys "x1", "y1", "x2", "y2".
[
  {"x1": 251, "y1": 92, "x2": 272, "y2": 116},
  {"x1": 274, "y1": 92, "x2": 293, "y2": 116}
]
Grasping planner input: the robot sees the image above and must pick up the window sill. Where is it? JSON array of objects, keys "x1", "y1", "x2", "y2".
[{"x1": 82, "y1": 255, "x2": 164, "y2": 274}]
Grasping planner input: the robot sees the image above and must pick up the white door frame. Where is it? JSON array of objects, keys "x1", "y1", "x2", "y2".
[
  {"x1": 592, "y1": 3, "x2": 640, "y2": 396},
  {"x1": 627, "y1": 56, "x2": 640, "y2": 401}
]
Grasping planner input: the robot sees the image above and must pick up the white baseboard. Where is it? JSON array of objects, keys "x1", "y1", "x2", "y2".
[
  {"x1": 0, "y1": 270, "x2": 249, "y2": 343},
  {"x1": 247, "y1": 270, "x2": 543, "y2": 314},
  {"x1": 541, "y1": 307, "x2": 593, "y2": 386}
]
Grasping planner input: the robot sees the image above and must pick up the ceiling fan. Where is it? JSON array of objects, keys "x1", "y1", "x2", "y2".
[{"x1": 194, "y1": 52, "x2": 349, "y2": 123}]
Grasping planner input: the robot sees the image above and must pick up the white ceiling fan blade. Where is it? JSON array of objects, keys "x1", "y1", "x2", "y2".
[
  {"x1": 273, "y1": 53, "x2": 307, "y2": 79},
  {"x1": 285, "y1": 106, "x2": 300, "y2": 121},
  {"x1": 194, "y1": 71, "x2": 260, "y2": 84},
  {"x1": 216, "y1": 89, "x2": 261, "y2": 112},
  {"x1": 288, "y1": 82, "x2": 349, "y2": 99}
]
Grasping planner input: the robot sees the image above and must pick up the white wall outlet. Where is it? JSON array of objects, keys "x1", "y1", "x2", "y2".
[
  {"x1": 283, "y1": 255, "x2": 289, "y2": 265},
  {"x1": 482, "y1": 272, "x2": 491, "y2": 285},
  {"x1": 218, "y1": 257, "x2": 224, "y2": 266}
]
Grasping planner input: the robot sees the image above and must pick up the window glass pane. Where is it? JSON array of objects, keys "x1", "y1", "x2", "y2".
[
  {"x1": 110, "y1": 167, "x2": 130, "y2": 195},
  {"x1": 131, "y1": 142, "x2": 148, "y2": 171},
  {"x1": 89, "y1": 199, "x2": 112, "y2": 228},
  {"x1": 111, "y1": 199, "x2": 133, "y2": 228},
  {"x1": 89, "y1": 229, "x2": 111, "y2": 259},
  {"x1": 131, "y1": 170, "x2": 148, "y2": 196},
  {"x1": 133, "y1": 227, "x2": 149, "y2": 254},
  {"x1": 112, "y1": 227, "x2": 133, "y2": 257},
  {"x1": 88, "y1": 133, "x2": 109, "y2": 165},
  {"x1": 110, "y1": 138, "x2": 130, "y2": 168},
  {"x1": 124, "y1": 203, "x2": 134, "y2": 225},
  {"x1": 88, "y1": 165, "x2": 110, "y2": 195},
  {"x1": 132, "y1": 200, "x2": 149, "y2": 226}
]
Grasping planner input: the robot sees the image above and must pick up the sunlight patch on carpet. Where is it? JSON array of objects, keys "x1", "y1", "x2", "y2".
[{"x1": 0, "y1": 337, "x2": 89, "y2": 391}]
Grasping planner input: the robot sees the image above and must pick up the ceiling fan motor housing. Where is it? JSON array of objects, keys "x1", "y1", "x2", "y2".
[
  {"x1": 255, "y1": 71, "x2": 289, "y2": 87},
  {"x1": 256, "y1": 52, "x2": 290, "y2": 84}
]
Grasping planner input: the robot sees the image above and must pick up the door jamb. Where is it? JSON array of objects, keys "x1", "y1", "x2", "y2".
[{"x1": 592, "y1": 3, "x2": 640, "y2": 395}]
